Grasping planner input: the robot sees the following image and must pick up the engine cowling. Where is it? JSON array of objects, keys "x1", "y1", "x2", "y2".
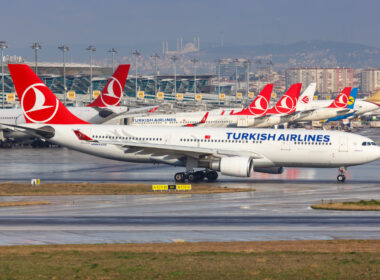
[
  {"x1": 208, "y1": 156, "x2": 254, "y2": 177},
  {"x1": 254, "y1": 167, "x2": 284, "y2": 174}
]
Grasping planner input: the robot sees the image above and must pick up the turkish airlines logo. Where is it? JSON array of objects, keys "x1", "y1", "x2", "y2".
[
  {"x1": 21, "y1": 83, "x2": 59, "y2": 123},
  {"x1": 100, "y1": 77, "x2": 122, "y2": 106},
  {"x1": 301, "y1": 96, "x2": 310, "y2": 104},
  {"x1": 331, "y1": 93, "x2": 348, "y2": 108},
  {"x1": 248, "y1": 95, "x2": 268, "y2": 115},
  {"x1": 275, "y1": 95, "x2": 297, "y2": 114}
]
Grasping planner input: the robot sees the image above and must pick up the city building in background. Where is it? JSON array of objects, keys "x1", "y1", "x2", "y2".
[
  {"x1": 285, "y1": 67, "x2": 354, "y2": 94},
  {"x1": 361, "y1": 69, "x2": 380, "y2": 93}
]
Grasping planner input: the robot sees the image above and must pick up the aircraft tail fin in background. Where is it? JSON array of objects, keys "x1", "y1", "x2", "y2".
[
  {"x1": 232, "y1": 84, "x2": 273, "y2": 116},
  {"x1": 365, "y1": 89, "x2": 380, "y2": 104},
  {"x1": 266, "y1": 83, "x2": 302, "y2": 115},
  {"x1": 88, "y1": 64, "x2": 130, "y2": 107},
  {"x1": 347, "y1": 88, "x2": 358, "y2": 110},
  {"x1": 296, "y1": 83, "x2": 316, "y2": 111},
  {"x1": 8, "y1": 64, "x2": 88, "y2": 125},
  {"x1": 327, "y1": 87, "x2": 352, "y2": 108}
]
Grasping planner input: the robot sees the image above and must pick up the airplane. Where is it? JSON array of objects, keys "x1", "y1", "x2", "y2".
[
  {"x1": 290, "y1": 87, "x2": 353, "y2": 123},
  {"x1": 130, "y1": 84, "x2": 274, "y2": 127},
  {"x1": 0, "y1": 64, "x2": 156, "y2": 142},
  {"x1": 130, "y1": 83, "x2": 301, "y2": 128},
  {"x1": 324, "y1": 88, "x2": 358, "y2": 123},
  {"x1": 5, "y1": 63, "x2": 380, "y2": 184}
]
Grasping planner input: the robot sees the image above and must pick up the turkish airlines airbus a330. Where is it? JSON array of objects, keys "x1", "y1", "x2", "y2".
[{"x1": 5, "y1": 64, "x2": 380, "y2": 183}]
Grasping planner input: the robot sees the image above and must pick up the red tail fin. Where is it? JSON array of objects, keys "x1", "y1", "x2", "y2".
[
  {"x1": 88, "y1": 64, "x2": 130, "y2": 107},
  {"x1": 8, "y1": 64, "x2": 88, "y2": 124},
  {"x1": 233, "y1": 84, "x2": 273, "y2": 116},
  {"x1": 327, "y1": 87, "x2": 352, "y2": 108},
  {"x1": 266, "y1": 83, "x2": 302, "y2": 115}
]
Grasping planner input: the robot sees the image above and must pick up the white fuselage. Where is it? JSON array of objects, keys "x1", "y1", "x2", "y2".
[
  {"x1": 292, "y1": 100, "x2": 379, "y2": 122},
  {"x1": 131, "y1": 110, "x2": 273, "y2": 128},
  {"x1": 30, "y1": 125, "x2": 380, "y2": 170}
]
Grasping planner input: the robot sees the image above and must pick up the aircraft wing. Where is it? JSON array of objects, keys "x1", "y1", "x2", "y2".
[
  {"x1": 294, "y1": 109, "x2": 315, "y2": 117},
  {"x1": 93, "y1": 139, "x2": 263, "y2": 159},
  {"x1": 336, "y1": 109, "x2": 352, "y2": 115}
]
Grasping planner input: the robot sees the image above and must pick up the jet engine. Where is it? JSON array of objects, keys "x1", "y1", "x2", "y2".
[{"x1": 201, "y1": 156, "x2": 254, "y2": 177}]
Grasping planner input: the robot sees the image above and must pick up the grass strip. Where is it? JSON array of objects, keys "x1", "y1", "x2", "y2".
[
  {"x1": 0, "y1": 240, "x2": 379, "y2": 279},
  {"x1": 0, "y1": 200, "x2": 51, "y2": 207},
  {"x1": 0, "y1": 182, "x2": 254, "y2": 196},
  {"x1": 312, "y1": 199, "x2": 380, "y2": 211}
]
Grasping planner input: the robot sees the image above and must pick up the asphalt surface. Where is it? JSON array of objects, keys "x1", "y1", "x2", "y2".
[{"x1": 0, "y1": 128, "x2": 378, "y2": 245}]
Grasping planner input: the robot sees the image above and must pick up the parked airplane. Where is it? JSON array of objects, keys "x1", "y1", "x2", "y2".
[
  {"x1": 324, "y1": 88, "x2": 358, "y2": 123},
  {"x1": 130, "y1": 84, "x2": 274, "y2": 127},
  {"x1": 291, "y1": 87, "x2": 353, "y2": 122},
  {"x1": 130, "y1": 84, "x2": 301, "y2": 128},
  {"x1": 5, "y1": 64, "x2": 380, "y2": 183},
  {"x1": 0, "y1": 64, "x2": 156, "y2": 141}
]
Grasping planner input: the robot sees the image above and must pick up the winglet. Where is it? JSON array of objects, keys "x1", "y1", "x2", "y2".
[
  {"x1": 148, "y1": 106, "x2": 158, "y2": 113},
  {"x1": 88, "y1": 64, "x2": 130, "y2": 107},
  {"x1": 8, "y1": 64, "x2": 88, "y2": 125},
  {"x1": 200, "y1": 112, "x2": 209, "y2": 123},
  {"x1": 73, "y1": 130, "x2": 94, "y2": 141}
]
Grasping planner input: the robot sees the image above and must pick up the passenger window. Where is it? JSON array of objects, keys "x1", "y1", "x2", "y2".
[{"x1": 362, "y1": 142, "x2": 366, "y2": 146}]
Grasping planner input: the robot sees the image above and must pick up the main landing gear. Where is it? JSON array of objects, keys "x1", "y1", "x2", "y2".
[
  {"x1": 174, "y1": 170, "x2": 218, "y2": 183},
  {"x1": 337, "y1": 167, "x2": 346, "y2": 183}
]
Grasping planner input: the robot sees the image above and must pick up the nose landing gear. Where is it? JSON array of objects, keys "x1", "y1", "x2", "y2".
[
  {"x1": 174, "y1": 170, "x2": 218, "y2": 183},
  {"x1": 337, "y1": 167, "x2": 346, "y2": 183}
]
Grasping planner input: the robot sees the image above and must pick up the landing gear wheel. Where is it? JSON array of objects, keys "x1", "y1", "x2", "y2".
[
  {"x1": 188, "y1": 172, "x2": 202, "y2": 183},
  {"x1": 194, "y1": 171, "x2": 206, "y2": 181},
  {"x1": 174, "y1": 172, "x2": 186, "y2": 182},
  {"x1": 206, "y1": 170, "x2": 218, "y2": 182},
  {"x1": 337, "y1": 174, "x2": 346, "y2": 183}
]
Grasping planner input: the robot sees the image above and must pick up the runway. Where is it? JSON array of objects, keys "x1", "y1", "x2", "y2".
[{"x1": 0, "y1": 128, "x2": 379, "y2": 245}]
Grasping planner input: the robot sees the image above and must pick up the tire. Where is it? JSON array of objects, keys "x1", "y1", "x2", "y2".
[
  {"x1": 206, "y1": 171, "x2": 218, "y2": 182},
  {"x1": 194, "y1": 171, "x2": 205, "y2": 181},
  {"x1": 337, "y1": 174, "x2": 346, "y2": 183},
  {"x1": 174, "y1": 172, "x2": 185, "y2": 182},
  {"x1": 188, "y1": 173, "x2": 196, "y2": 182}
]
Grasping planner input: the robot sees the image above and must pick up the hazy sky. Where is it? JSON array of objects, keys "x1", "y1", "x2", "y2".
[{"x1": 1, "y1": 0, "x2": 379, "y2": 61}]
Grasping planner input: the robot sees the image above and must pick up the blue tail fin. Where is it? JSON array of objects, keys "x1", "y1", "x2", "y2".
[{"x1": 347, "y1": 88, "x2": 358, "y2": 109}]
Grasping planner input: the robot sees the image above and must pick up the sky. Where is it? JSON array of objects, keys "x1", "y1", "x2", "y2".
[{"x1": 1, "y1": 0, "x2": 379, "y2": 62}]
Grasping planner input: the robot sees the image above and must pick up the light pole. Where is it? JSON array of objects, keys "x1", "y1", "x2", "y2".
[
  {"x1": 170, "y1": 55, "x2": 178, "y2": 95},
  {"x1": 191, "y1": 58, "x2": 198, "y2": 95},
  {"x1": 58, "y1": 45, "x2": 69, "y2": 105},
  {"x1": 216, "y1": 58, "x2": 222, "y2": 105},
  {"x1": 86, "y1": 45, "x2": 96, "y2": 102},
  {"x1": 151, "y1": 53, "x2": 160, "y2": 94},
  {"x1": 31, "y1": 42, "x2": 41, "y2": 75},
  {"x1": 234, "y1": 59, "x2": 239, "y2": 100},
  {"x1": 108, "y1": 48, "x2": 117, "y2": 72},
  {"x1": 246, "y1": 59, "x2": 251, "y2": 101},
  {"x1": 0, "y1": 41, "x2": 7, "y2": 109},
  {"x1": 132, "y1": 50, "x2": 141, "y2": 97}
]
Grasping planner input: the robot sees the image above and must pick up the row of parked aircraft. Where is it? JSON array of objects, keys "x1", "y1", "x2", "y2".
[
  {"x1": 1, "y1": 64, "x2": 380, "y2": 183},
  {"x1": 130, "y1": 83, "x2": 379, "y2": 128}
]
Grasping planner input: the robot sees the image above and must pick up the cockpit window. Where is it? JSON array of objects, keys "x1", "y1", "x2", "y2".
[{"x1": 362, "y1": 141, "x2": 377, "y2": 146}]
